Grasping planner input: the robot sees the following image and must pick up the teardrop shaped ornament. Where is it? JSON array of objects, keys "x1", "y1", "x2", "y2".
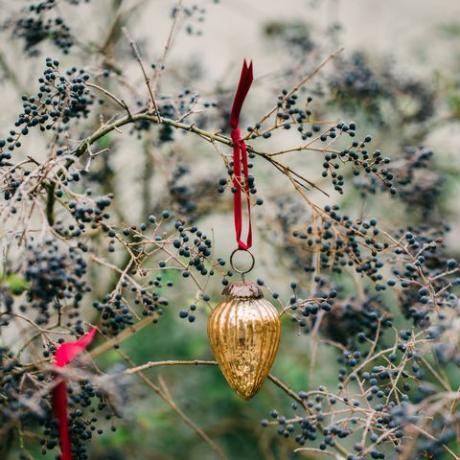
[{"x1": 208, "y1": 281, "x2": 281, "y2": 400}]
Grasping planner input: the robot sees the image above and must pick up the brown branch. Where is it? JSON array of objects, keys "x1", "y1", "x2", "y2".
[
  {"x1": 152, "y1": 0, "x2": 184, "y2": 91},
  {"x1": 125, "y1": 359, "x2": 217, "y2": 374},
  {"x1": 121, "y1": 359, "x2": 349, "y2": 458},
  {"x1": 116, "y1": 350, "x2": 227, "y2": 460},
  {"x1": 86, "y1": 82, "x2": 133, "y2": 118},
  {"x1": 89, "y1": 314, "x2": 158, "y2": 359},
  {"x1": 122, "y1": 27, "x2": 161, "y2": 119}
]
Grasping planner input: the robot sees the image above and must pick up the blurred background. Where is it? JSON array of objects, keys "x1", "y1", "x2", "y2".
[{"x1": 1, "y1": 0, "x2": 460, "y2": 459}]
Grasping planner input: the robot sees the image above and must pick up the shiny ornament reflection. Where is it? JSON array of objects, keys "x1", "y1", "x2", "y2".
[{"x1": 208, "y1": 281, "x2": 281, "y2": 400}]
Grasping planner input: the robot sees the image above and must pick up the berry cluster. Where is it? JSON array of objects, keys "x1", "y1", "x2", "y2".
[
  {"x1": 264, "y1": 20, "x2": 315, "y2": 60},
  {"x1": 167, "y1": 163, "x2": 221, "y2": 218},
  {"x1": 20, "y1": 239, "x2": 90, "y2": 327},
  {"x1": 390, "y1": 146, "x2": 443, "y2": 217},
  {"x1": 329, "y1": 52, "x2": 435, "y2": 125},
  {"x1": 285, "y1": 204, "x2": 388, "y2": 281},
  {"x1": 13, "y1": 59, "x2": 94, "y2": 136},
  {"x1": 15, "y1": 16, "x2": 73, "y2": 54},
  {"x1": 39, "y1": 378, "x2": 115, "y2": 460},
  {"x1": 12, "y1": 0, "x2": 92, "y2": 54},
  {"x1": 0, "y1": 348, "x2": 23, "y2": 429}
]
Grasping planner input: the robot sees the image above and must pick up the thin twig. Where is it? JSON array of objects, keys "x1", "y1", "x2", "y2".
[
  {"x1": 122, "y1": 27, "x2": 161, "y2": 119},
  {"x1": 254, "y1": 48, "x2": 344, "y2": 129},
  {"x1": 87, "y1": 82, "x2": 133, "y2": 118}
]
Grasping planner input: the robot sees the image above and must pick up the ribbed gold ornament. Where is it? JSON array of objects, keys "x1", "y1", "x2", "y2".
[{"x1": 208, "y1": 281, "x2": 281, "y2": 400}]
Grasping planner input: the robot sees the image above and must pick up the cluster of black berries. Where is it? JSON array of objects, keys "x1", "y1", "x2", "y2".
[
  {"x1": 264, "y1": 383, "x2": 459, "y2": 460},
  {"x1": 158, "y1": 100, "x2": 176, "y2": 142},
  {"x1": 29, "y1": 0, "x2": 58, "y2": 13},
  {"x1": 63, "y1": 193, "x2": 113, "y2": 230},
  {"x1": 262, "y1": 393, "x2": 389, "y2": 457},
  {"x1": 168, "y1": 164, "x2": 198, "y2": 216},
  {"x1": 167, "y1": 163, "x2": 223, "y2": 219},
  {"x1": 167, "y1": 220, "x2": 213, "y2": 276},
  {"x1": 282, "y1": 199, "x2": 458, "y2": 321},
  {"x1": 0, "y1": 348, "x2": 24, "y2": 428},
  {"x1": 336, "y1": 135, "x2": 395, "y2": 196},
  {"x1": 93, "y1": 295, "x2": 135, "y2": 336},
  {"x1": 286, "y1": 204, "x2": 389, "y2": 283},
  {"x1": 329, "y1": 52, "x2": 387, "y2": 123},
  {"x1": 92, "y1": 274, "x2": 172, "y2": 336},
  {"x1": 264, "y1": 20, "x2": 315, "y2": 60},
  {"x1": 0, "y1": 178, "x2": 22, "y2": 216},
  {"x1": 182, "y1": 4, "x2": 208, "y2": 37},
  {"x1": 246, "y1": 86, "x2": 394, "y2": 196},
  {"x1": 15, "y1": 16, "x2": 73, "y2": 54},
  {"x1": 19, "y1": 239, "x2": 90, "y2": 326},
  {"x1": 40, "y1": 378, "x2": 116, "y2": 460},
  {"x1": 253, "y1": 90, "x2": 315, "y2": 139},
  {"x1": 0, "y1": 130, "x2": 21, "y2": 158},
  {"x1": 71, "y1": 212, "x2": 218, "y2": 328},
  {"x1": 262, "y1": 249, "x2": 458, "y2": 460},
  {"x1": 8, "y1": 59, "x2": 94, "y2": 147},
  {"x1": 12, "y1": 0, "x2": 93, "y2": 54},
  {"x1": 329, "y1": 52, "x2": 435, "y2": 126},
  {"x1": 130, "y1": 89, "x2": 216, "y2": 141},
  {"x1": 324, "y1": 291, "x2": 391, "y2": 345},
  {"x1": 282, "y1": 276, "x2": 338, "y2": 327},
  {"x1": 42, "y1": 191, "x2": 112, "y2": 241},
  {"x1": 1, "y1": 343, "x2": 117, "y2": 459},
  {"x1": 260, "y1": 367, "x2": 402, "y2": 457},
  {"x1": 179, "y1": 303, "x2": 198, "y2": 323},
  {"x1": 280, "y1": 275, "x2": 391, "y2": 344},
  {"x1": 390, "y1": 146, "x2": 443, "y2": 217},
  {"x1": 390, "y1": 224, "x2": 459, "y2": 326}
]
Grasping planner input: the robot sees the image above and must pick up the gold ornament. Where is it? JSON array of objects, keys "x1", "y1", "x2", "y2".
[{"x1": 208, "y1": 281, "x2": 281, "y2": 400}]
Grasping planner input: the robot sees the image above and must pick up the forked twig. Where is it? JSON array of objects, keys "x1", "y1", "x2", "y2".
[{"x1": 122, "y1": 27, "x2": 161, "y2": 119}]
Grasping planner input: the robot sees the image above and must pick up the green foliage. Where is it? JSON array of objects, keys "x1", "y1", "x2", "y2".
[{"x1": 5, "y1": 274, "x2": 29, "y2": 295}]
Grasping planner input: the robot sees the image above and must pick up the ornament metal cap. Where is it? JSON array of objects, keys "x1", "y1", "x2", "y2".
[{"x1": 222, "y1": 280, "x2": 263, "y2": 299}]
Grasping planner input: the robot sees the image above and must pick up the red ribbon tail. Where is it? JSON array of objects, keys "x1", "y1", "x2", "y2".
[
  {"x1": 53, "y1": 382, "x2": 71, "y2": 460},
  {"x1": 230, "y1": 60, "x2": 254, "y2": 129},
  {"x1": 52, "y1": 327, "x2": 97, "y2": 460}
]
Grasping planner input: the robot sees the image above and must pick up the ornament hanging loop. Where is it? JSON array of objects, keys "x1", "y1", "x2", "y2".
[{"x1": 230, "y1": 248, "x2": 255, "y2": 281}]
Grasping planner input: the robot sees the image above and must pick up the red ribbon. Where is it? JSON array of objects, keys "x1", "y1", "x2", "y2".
[
  {"x1": 230, "y1": 60, "x2": 254, "y2": 250},
  {"x1": 52, "y1": 327, "x2": 96, "y2": 460}
]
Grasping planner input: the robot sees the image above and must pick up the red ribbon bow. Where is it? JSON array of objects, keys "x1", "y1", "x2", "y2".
[
  {"x1": 230, "y1": 60, "x2": 254, "y2": 250},
  {"x1": 52, "y1": 327, "x2": 96, "y2": 460}
]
